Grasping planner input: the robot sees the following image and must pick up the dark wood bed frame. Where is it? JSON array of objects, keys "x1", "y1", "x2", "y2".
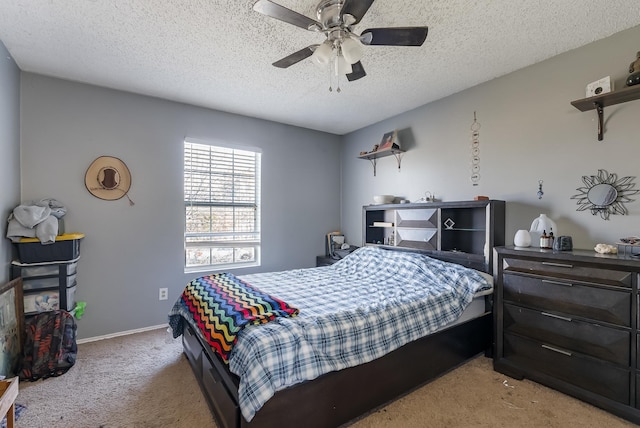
[
  {"x1": 180, "y1": 200, "x2": 505, "y2": 427},
  {"x1": 182, "y1": 310, "x2": 491, "y2": 428},
  {"x1": 180, "y1": 265, "x2": 494, "y2": 427}
]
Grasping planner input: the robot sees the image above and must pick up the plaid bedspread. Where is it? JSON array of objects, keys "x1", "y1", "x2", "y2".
[
  {"x1": 168, "y1": 272, "x2": 299, "y2": 363},
  {"x1": 172, "y1": 246, "x2": 491, "y2": 422}
]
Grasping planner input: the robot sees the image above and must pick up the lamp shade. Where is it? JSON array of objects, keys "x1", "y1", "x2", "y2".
[
  {"x1": 311, "y1": 41, "x2": 333, "y2": 66},
  {"x1": 341, "y1": 36, "x2": 363, "y2": 64},
  {"x1": 336, "y1": 54, "x2": 353, "y2": 75}
]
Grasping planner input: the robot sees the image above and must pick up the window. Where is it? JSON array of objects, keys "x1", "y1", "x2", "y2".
[{"x1": 184, "y1": 139, "x2": 261, "y2": 271}]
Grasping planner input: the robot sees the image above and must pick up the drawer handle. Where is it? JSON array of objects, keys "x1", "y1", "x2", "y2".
[
  {"x1": 542, "y1": 262, "x2": 573, "y2": 269},
  {"x1": 541, "y1": 312, "x2": 572, "y2": 322},
  {"x1": 541, "y1": 344, "x2": 572, "y2": 356},
  {"x1": 541, "y1": 279, "x2": 573, "y2": 287}
]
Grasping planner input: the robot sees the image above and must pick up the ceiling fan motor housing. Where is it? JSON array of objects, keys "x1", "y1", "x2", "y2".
[{"x1": 316, "y1": 0, "x2": 347, "y2": 30}]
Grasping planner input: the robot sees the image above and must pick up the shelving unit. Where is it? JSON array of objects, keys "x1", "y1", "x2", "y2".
[
  {"x1": 363, "y1": 200, "x2": 505, "y2": 273},
  {"x1": 571, "y1": 84, "x2": 640, "y2": 141},
  {"x1": 11, "y1": 258, "x2": 78, "y2": 315},
  {"x1": 358, "y1": 148, "x2": 405, "y2": 176}
]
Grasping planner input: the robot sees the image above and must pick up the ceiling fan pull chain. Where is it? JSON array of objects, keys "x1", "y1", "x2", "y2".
[{"x1": 335, "y1": 58, "x2": 341, "y2": 93}]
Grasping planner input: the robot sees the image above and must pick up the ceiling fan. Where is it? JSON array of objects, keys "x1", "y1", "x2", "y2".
[{"x1": 253, "y1": 0, "x2": 428, "y2": 89}]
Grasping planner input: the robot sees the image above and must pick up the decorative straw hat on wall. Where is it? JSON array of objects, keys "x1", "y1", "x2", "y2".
[{"x1": 85, "y1": 156, "x2": 133, "y2": 204}]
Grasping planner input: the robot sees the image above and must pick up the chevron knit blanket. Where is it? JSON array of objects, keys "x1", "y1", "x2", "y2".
[{"x1": 168, "y1": 272, "x2": 299, "y2": 363}]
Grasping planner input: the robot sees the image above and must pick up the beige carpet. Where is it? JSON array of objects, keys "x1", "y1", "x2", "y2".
[{"x1": 14, "y1": 327, "x2": 636, "y2": 428}]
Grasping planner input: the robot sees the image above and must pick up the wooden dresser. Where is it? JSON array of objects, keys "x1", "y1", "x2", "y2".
[{"x1": 493, "y1": 246, "x2": 640, "y2": 424}]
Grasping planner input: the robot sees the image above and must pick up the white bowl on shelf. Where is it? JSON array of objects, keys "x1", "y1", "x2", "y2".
[{"x1": 373, "y1": 195, "x2": 395, "y2": 204}]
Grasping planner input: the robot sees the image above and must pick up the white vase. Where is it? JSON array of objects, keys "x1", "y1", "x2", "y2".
[
  {"x1": 514, "y1": 230, "x2": 531, "y2": 247},
  {"x1": 529, "y1": 214, "x2": 558, "y2": 248}
]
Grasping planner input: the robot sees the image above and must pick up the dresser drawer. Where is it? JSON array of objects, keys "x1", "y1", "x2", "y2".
[
  {"x1": 504, "y1": 333, "x2": 630, "y2": 404},
  {"x1": 503, "y1": 257, "x2": 632, "y2": 288},
  {"x1": 504, "y1": 303, "x2": 630, "y2": 366},
  {"x1": 637, "y1": 334, "x2": 640, "y2": 370},
  {"x1": 503, "y1": 272, "x2": 631, "y2": 327}
]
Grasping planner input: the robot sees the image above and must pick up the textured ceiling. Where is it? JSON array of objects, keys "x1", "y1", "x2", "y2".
[{"x1": 1, "y1": 1, "x2": 639, "y2": 135}]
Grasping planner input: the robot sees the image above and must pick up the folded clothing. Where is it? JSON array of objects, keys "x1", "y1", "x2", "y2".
[
  {"x1": 6, "y1": 198, "x2": 67, "y2": 243},
  {"x1": 13, "y1": 205, "x2": 50, "y2": 228}
]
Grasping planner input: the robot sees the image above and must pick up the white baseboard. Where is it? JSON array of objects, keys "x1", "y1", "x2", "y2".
[{"x1": 77, "y1": 323, "x2": 169, "y2": 344}]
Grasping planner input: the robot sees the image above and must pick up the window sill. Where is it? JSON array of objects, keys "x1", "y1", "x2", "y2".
[{"x1": 184, "y1": 261, "x2": 260, "y2": 275}]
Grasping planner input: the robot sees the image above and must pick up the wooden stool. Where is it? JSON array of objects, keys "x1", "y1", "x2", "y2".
[{"x1": 0, "y1": 378, "x2": 19, "y2": 428}]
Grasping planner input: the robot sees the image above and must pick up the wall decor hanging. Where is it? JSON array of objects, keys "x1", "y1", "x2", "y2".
[
  {"x1": 85, "y1": 156, "x2": 135, "y2": 205},
  {"x1": 537, "y1": 180, "x2": 544, "y2": 199},
  {"x1": 469, "y1": 112, "x2": 480, "y2": 186},
  {"x1": 571, "y1": 169, "x2": 638, "y2": 220}
]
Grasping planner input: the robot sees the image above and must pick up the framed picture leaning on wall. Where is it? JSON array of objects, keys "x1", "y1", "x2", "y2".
[{"x1": 0, "y1": 278, "x2": 24, "y2": 377}]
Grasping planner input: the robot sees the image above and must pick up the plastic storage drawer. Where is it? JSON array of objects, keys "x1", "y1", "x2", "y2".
[
  {"x1": 23, "y1": 285, "x2": 76, "y2": 314},
  {"x1": 14, "y1": 233, "x2": 84, "y2": 263},
  {"x1": 22, "y1": 274, "x2": 77, "y2": 291},
  {"x1": 12, "y1": 260, "x2": 78, "y2": 278}
]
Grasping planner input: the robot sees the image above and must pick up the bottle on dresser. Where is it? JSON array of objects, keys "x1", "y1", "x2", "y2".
[{"x1": 540, "y1": 230, "x2": 550, "y2": 249}]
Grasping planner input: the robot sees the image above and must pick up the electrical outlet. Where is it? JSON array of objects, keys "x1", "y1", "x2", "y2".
[{"x1": 159, "y1": 287, "x2": 168, "y2": 301}]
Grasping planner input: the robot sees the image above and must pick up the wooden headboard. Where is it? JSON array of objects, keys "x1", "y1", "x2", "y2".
[{"x1": 362, "y1": 200, "x2": 506, "y2": 274}]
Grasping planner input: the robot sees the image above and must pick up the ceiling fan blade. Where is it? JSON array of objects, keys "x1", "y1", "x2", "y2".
[
  {"x1": 346, "y1": 61, "x2": 367, "y2": 81},
  {"x1": 253, "y1": 0, "x2": 322, "y2": 31},
  {"x1": 360, "y1": 27, "x2": 428, "y2": 46},
  {"x1": 272, "y1": 46, "x2": 317, "y2": 68},
  {"x1": 341, "y1": 0, "x2": 375, "y2": 25}
]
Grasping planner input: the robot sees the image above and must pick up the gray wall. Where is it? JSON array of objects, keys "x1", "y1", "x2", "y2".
[
  {"x1": 13, "y1": 24, "x2": 640, "y2": 339},
  {"x1": 0, "y1": 41, "x2": 20, "y2": 283},
  {"x1": 341, "y1": 25, "x2": 640, "y2": 251},
  {"x1": 20, "y1": 75, "x2": 341, "y2": 339}
]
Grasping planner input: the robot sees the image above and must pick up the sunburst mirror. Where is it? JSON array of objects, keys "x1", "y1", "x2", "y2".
[{"x1": 571, "y1": 169, "x2": 639, "y2": 220}]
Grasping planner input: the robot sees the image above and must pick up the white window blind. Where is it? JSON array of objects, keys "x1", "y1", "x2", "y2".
[{"x1": 184, "y1": 139, "x2": 261, "y2": 270}]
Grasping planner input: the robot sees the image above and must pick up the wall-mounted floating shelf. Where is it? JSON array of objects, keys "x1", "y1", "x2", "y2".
[
  {"x1": 571, "y1": 84, "x2": 640, "y2": 141},
  {"x1": 358, "y1": 148, "x2": 405, "y2": 176}
]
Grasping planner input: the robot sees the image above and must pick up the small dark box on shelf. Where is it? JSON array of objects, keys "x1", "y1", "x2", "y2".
[{"x1": 15, "y1": 233, "x2": 84, "y2": 263}]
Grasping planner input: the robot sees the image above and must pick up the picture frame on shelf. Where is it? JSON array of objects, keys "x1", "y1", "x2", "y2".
[
  {"x1": 585, "y1": 76, "x2": 612, "y2": 97},
  {"x1": 378, "y1": 130, "x2": 400, "y2": 151},
  {"x1": 0, "y1": 278, "x2": 24, "y2": 377},
  {"x1": 325, "y1": 231, "x2": 342, "y2": 257}
]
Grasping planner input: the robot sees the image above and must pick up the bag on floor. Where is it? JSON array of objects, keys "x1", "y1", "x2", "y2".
[{"x1": 19, "y1": 309, "x2": 78, "y2": 381}]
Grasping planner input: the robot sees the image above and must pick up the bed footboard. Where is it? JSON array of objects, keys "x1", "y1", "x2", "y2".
[
  {"x1": 182, "y1": 312, "x2": 491, "y2": 428},
  {"x1": 182, "y1": 321, "x2": 240, "y2": 428}
]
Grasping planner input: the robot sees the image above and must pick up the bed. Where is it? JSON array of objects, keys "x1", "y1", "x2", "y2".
[{"x1": 169, "y1": 244, "x2": 496, "y2": 428}]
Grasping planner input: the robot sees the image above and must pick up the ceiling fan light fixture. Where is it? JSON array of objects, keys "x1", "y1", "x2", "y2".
[
  {"x1": 311, "y1": 40, "x2": 333, "y2": 66},
  {"x1": 342, "y1": 14, "x2": 356, "y2": 26},
  {"x1": 359, "y1": 32, "x2": 373, "y2": 45},
  {"x1": 336, "y1": 54, "x2": 353, "y2": 75},
  {"x1": 341, "y1": 36, "x2": 363, "y2": 64}
]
